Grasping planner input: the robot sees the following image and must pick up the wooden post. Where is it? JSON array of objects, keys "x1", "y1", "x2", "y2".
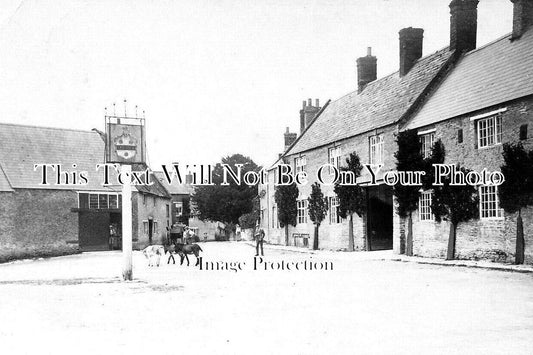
[{"x1": 122, "y1": 164, "x2": 133, "y2": 281}]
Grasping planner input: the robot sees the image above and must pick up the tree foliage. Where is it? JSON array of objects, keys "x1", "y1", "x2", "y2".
[
  {"x1": 274, "y1": 182, "x2": 299, "y2": 246},
  {"x1": 499, "y1": 142, "x2": 533, "y2": 213},
  {"x1": 308, "y1": 182, "x2": 328, "y2": 250},
  {"x1": 394, "y1": 129, "x2": 425, "y2": 218},
  {"x1": 274, "y1": 182, "x2": 299, "y2": 228},
  {"x1": 334, "y1": 152, "x2": 366, "y2": 218},
  {"x1": 192, "y1": 154, "x2": 260, "y2": 225},
  {"x1": 308, "y1": 182, "x2": 327, "y2": 226},
  {"x1": 424, "y1": 141, "x2": 478, "y2": 226},
  {"x1": 238, "y1": 196, "x2": 260, "y2": 229}
]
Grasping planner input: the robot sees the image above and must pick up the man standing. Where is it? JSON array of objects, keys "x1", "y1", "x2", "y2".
[{"x1": 254, "y1": 223, "x2": 265, "y2": 256}]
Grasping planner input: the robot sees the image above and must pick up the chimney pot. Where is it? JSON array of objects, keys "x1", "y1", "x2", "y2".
[
  {"x1": 303, "y1": 100, "x2": 306, "y2": 108},
  {"x1": 367, "y1": 47, "x2": 372, "y2": 56},
  {"x1": 399, "y1": 27, "x2": 424, "y2": 77},
  {"x1": 449, "y1": 0, "x2": 479, "y2": 52},
  {"x1": 512, "y1": 0, "x2": 533, "y2": 39},
  {"x1": 308, "y1": 98, "x2": 312, "y2": 106},
  {"x1": 316, "y1": 99, "x2": 319, "y2": 107}
]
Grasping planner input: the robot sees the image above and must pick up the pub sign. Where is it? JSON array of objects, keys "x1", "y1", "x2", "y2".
[{"x1": 105, "y1": 115, "x2": 146, "y2": 164}]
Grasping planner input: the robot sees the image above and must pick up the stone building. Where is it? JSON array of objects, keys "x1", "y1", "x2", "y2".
[
  {"x1": 260, "y1": 0, "x2": 533, "y2": 262},
  {"x1": 0, "y1": 123, "x2": 171, "y2": 261},
  {"x1": 401, "y1": 0, "x2": 533, "y2": 262}
]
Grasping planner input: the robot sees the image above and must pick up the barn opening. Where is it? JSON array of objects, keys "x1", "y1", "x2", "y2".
[{"x1": 75, "y1": 192, "x2": 122, "y2": 251}]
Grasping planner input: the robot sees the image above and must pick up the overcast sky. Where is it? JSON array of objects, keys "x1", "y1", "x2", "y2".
[{"x1": 0, "y1": 0, "x2": 513, "y2": 168}]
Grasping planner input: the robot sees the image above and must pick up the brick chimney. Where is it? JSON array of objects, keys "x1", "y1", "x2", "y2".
[
  {"x1": 356, "y1": 47, "x2": 377, "y2": 93},
  {"x1": 299, "y1": 98, "x2": 321, "y2": 134},
  {"x1": 399, "y1": 28, "x2": 424, "y2": 77},
  {"x1": 284, "y1": 127, "x2": 297, "y2": 151},
  {"x1": 449, "y1": 0, "x2": 479, "y2": 53},
  {"x1": 512, "y1": 0, "x2": 533, "y2": 39}
]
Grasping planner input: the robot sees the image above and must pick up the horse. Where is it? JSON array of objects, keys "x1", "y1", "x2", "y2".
[
  {"x1": 163, "y1": 244, "x2": 177, "y2": 264},
  {"x1": 175, "y1": 243, "x2": 203, "y2": 266}
]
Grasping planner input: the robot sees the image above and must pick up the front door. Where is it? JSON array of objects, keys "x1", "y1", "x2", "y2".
[{"x1": 148, "y1": 219, "x2": 153, "y2": 244}]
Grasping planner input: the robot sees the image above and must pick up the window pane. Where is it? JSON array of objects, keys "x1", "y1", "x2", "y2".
[
  {"x1": 109, "y1": 195, "x2": 118, "y2": 209},
  {"x1": 99, "y1": 194, "x2": 109, "y2": 209},
  {"x1": 89, "y1": 194, "x2": 99, "y2": 209}
]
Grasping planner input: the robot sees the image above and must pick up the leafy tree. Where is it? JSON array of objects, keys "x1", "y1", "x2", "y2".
[
  {"x1": 239, "y1": 196, "x2": 260, "y2": 229},
  {"x1": 394, "y1": 130, "x2": 425, "y2": 256},
  {"x1": 334, "y1": 152, "x2": 367, "y2": 251},
  {"x1": 499, "y1": 143, "x2": 533, "y2": 264},
  {"x1": 274, "y1": 182, "x2": 299, "y2": 246},
  {"x1": 424, "y1": 141, "x2": 478, "y2": 260},
  {"x1": 308, "y1": 182, "x2": 328, "y2": 250},
  {"x1": 192, "y1": 154, "x2": 260, "y2": 225}
]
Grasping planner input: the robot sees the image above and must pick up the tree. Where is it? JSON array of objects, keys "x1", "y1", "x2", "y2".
[
  {"x1": 394, "y1": 130, "x2": 425, "y2": 256},
  {"x1": 192, "y1": 154, "x2": 260, "y2": 225},
  {"x1": 238, "y1": 196, "x2": 260, "y2": 229},
  {"x1": 334, "y1": 152, "x2": 367, "y2": 251},
  {"x1": 424, "y1": 141, "x2": 478, "y2": 260},
  {"x1": 499, "y1": 143, "x2": 533, "y2": 264},
  {"x1": 274, "y1": 182, "x2": 299, "y2": 246},
  {"x1": 308, "y1": 182, "x2": 328, "y2": 250}
]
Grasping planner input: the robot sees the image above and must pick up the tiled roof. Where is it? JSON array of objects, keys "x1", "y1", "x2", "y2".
[
  {"x1": 0, "y1": 163, "x2": 13, "y2": 192},
  {"x1": 0, "y1": 122, "x2": 168, "y2": 198},
  {"x1": 285, "y1": 47, "x2": 454, "y2": 156},
  {"x1": 404, "y1": 29, "x2": 533, "y2": 130},
  {"x1": 153, "y1": 171, "x2": 193, "y2": 196}
]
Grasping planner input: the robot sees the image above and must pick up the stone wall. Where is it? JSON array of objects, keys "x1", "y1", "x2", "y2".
[{"x1": 0, "y1": 189, "x2": 79, "y2": 263}]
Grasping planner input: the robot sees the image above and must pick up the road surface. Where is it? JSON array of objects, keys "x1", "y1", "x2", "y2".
[{"x1": 0, "y1": 242, "x2": 532, "y2": 354}]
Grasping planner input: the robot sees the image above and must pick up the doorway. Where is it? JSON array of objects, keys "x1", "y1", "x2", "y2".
[
  {"x1": 366, "y1": 184, "x2": 393, "y2": 251},
  {"x1": 148, "y1": 218, "x2": 153, "y2": 244}
]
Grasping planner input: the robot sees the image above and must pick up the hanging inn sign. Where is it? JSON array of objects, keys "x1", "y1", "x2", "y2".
[{"x1": 105, "y1": 112, "x2": 146, "y2": 164}]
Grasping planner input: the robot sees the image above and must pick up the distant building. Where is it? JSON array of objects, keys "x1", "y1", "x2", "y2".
[
  {"x1": 0, "y1": 123, "x2": 171, "y2": 261},
  {"x1": 153, "y1": 170, "x2": 193, "y2": 228}
]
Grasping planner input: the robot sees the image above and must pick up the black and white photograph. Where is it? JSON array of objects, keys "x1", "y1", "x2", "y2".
[{"x1": 0, "y1": 0, "x2": 532, "y2": 354}]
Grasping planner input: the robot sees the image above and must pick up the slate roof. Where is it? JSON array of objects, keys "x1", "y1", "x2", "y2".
[
  {"x1": 153, "y1": 171, "x2": 193, "y2": 196},
  {"x1": 0, "y1": 163, "x2": 14, "y2": 192},
  {"x1": 404, "y1": 29, "x2": 533, "y2": 130},
  {"x1": 284, "y1": 47, "x2": 455, "y2": 156},
  {"x1": 0, "y1": 122, "x2": 169, "y2": 198}
]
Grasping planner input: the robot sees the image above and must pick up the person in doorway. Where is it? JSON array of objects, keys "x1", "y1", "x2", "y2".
[{"x1": 254, "y1": 222, "x2": 265, "y2": 257}]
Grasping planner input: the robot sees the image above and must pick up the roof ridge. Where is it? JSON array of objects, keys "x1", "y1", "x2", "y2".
[
  {"x1": 332, "y1": 46, "x2": 451, "y2": 103},
  {"x1": 463, "y1": 32, "x2": 512, "y2": 56},
  {"x1": 0, "y1": 121, "x2": 97, "y2": 134}
]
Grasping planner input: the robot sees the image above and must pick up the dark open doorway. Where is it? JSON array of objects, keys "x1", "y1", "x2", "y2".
[
  {"x1": 366, "y1": 185, "x2": 393, "y2": 251},
  {"x1": 148, "y1": 218, "x2": 153, "y2": 244}
]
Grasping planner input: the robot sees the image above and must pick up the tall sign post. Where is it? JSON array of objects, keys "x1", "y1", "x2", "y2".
[{"x1": 105, "y1": 104, "x2": 146, "y2": 281}]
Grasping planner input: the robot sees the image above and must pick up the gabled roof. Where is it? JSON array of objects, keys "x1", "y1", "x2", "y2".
[
  {"x1": 0, "y1": 122, "x2": 168, "y2": 198},
  {"x1": 153, "y1": 171, "x2": 193, "y2": 196},
  {"x1": 284, "y1": 47, "x2": 455, "y2": 156},
  {"x1": 404, "y1": 29, "x2": 533, "y2": 130}
]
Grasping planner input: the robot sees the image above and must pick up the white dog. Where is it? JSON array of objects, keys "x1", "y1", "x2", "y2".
[{"x1": 142, "y1": 245, "x2": 165, "y2": 267}]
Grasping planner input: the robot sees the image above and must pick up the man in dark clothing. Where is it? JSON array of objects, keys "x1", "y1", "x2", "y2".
[{"x1": 255, "y1": 226, "x2": 265, "y2": 256}]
